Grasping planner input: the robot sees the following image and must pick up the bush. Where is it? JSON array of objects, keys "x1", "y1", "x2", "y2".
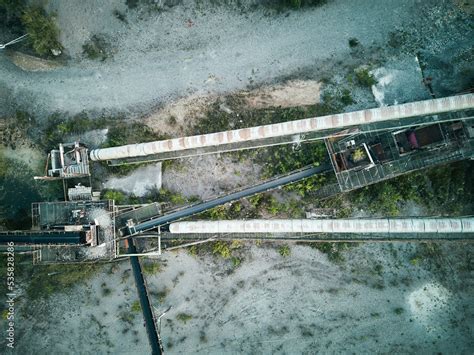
[
  {"x1": 176, "y1": 313, "x2": 193, "y2": 324},
  {"x1": 354, "y1": 68, "x2": 377, "y2": 87},
  {"x1": 279, "y1": 245, "x2": 291, "y2": 257},
  {"x1": 212, "y1": 241, "x2": 231, "y2": 259},
  {"x1": 394, "y1": 307, "x2": 404, "y2": 315},
  {"x1": 142, "y1": 261, "x2": 161, "y2": 275},
  {"x1": 26, "y1": 263, "x2": 102, "y2": 300},
  {"x1": 83, "y1": 35, "x2": 109, "y2": 61},
  {"x1": 348, "y1": 38, "x2": 359, "y2": 48},
  {"x1": 340, "y1": 89, "x2": 354, "y2": 105},
  {"x1": 305, "y1": 242, "x2": 350, "y2": 263},
  {"x1": 21, "y1": 7, "x2": 62, "y2": 56},
  {"x1": 271, "y1": 0, "x2": 328, "y2": 10},
  {"x1": 103, "y1": 190, "x2": 126, "y2": 204},
  {"x1": 232, "y1": 256, "x2": 242, "y2": 268},
  {"x1": 131, "y1": 300, "x2": 141, "y2": 313},
  {"x1": 0, "y1": 0, "x2": 24, "y2": 24}
]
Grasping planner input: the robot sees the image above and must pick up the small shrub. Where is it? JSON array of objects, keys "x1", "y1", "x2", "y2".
[
  {"x1": 394, "y1": 307, "x2": 404, "y2": 315},
  {"x1": 340, "y1": 89, "x2": 354, "y2": 105},
  {"x1": 103, "y1": 190, "x2": 126, "y2": 204},
  {"x1": 176, "y1": 313, "x2": 193, "y2": 324},
  {"x1": 170, "y1": 192, "x2": 186, "y2": 205},
  {"x1": 142, "y1": 261, "x2": 161, "y2": 275},
  {"x1": 83, "y1": 35, "x2": 109, "y2": 61},
  {"x1": 21, "y1": 7, "x2": 62, "y2": 56},
  {"x1": 113, "y1": 9, "x2": 127, "y2": 23},
  {"x1": 348, "y1": 38, "x2": 359, "y2": 48},
  {"x1": 156, "y1": 288, "x2": 169, "y2": 303},
  {"x1": 131, "y1": 300, "x2": 141, "y2": 313},
  {"x1": 209, "y1": 205, "x2": 228, "y2": 220},
  {"x1": 279, "y1": 245, "x2": 291, "y2": 257},
  {"x1": 289, "y1": 0, "x2": 302, "y2": 8},
  {"x1": 168, "y1": 116, "x2": 177, "y2": 126},
  {"x1": 212, "y1": 241, "x2": 231, "y2": 259},
  {"x1": 355, "y1": 68, "x2": 377, "y2": 87},
  {"x1": 232, "y1": 256, "x2": 242, "y2": 268}
]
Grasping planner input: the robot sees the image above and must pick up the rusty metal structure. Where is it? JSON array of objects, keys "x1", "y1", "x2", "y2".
[
  {"x1": 34, "y1": 142, "x2": 90, "y2": 180},
  {"x1": 325, "y1": 118, "x2": 474, "y2": 193}
]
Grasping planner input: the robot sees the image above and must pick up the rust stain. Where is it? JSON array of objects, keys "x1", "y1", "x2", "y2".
[
  {"x1": 239, "y1": 128, "x2": 251, "y2": 140},
  {"x1": 364, "y1": 110, "x2": 372, "y2": 122},
  {"x1": 217, "y1": 132, "x2": 224, "y2": 144}
]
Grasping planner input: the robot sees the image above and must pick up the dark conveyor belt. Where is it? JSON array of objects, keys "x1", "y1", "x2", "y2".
[
  {"x1": 127, "y1": 239, "x2": 164, "y2": 354},
  {"x1": 0, "y1": 231, "x2": 84, "y2": 244},
  {"x1": 125, "y1": 164, "x2": 332, "y2": 236}
]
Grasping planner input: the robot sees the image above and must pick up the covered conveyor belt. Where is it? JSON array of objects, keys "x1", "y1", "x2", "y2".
[
  {"x1": 124, "y1": 164, "x2": 332, "y2": 236},
  {"x1": 169, "y1": 218, "x2": 474, "y2": 234},
  {"x1": 89, "y1": 94, "x2": 474, "y2": 162},
  {"x1": 0, "y1": 230, "x2": 84, "y2": 245}
]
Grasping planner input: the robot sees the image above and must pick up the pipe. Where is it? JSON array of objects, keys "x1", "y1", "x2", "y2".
[
  {"x1": 89, "y1": 94, "x2": 474, "y2": 162},
  {"x1": 169, "y1": 218, "x2": 474, "y2": 234}
]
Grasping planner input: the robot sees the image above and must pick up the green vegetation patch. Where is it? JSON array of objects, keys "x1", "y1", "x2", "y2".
[
  {"x1": 354, "y1": 68, "x2": 377, "y2": 87},
  {"x1": 26, "y1": 263, "x2": 103, "y2": 300},
  {"x1": 83, "y1": 35, "x2": 110, "y2": 61},
  {"x1": 21, "y1": 7, "x2": 62, "y2": 56},
  {"x1": 131, "y1": 300, "x2": 141, "y2": 313},
  {"x1": 299, "y1": 242, "x2": 353, "y2": 263},
  {"x1": 278, "y1": 245, "x2": 291, "y2": 257},
  {"x1": 176, "y1": 313, "x2": 193, "y2": 324},
  {"x1": 0, "y1": 152, "x2": 63, "y2": 229},
  {"x1": 141, "y1": 260, "x2": 162, "y2": 275},
  {"x1": 349, "y1": 161, "x2": 474, "y2": 216},
  {"x1": 267, "y1": 0, "x2": 328, "y2": 10}
]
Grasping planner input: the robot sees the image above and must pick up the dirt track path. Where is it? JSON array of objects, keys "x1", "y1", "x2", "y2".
[{"x1": 1, "y1": 0, "x2": 464, "y2": 119}]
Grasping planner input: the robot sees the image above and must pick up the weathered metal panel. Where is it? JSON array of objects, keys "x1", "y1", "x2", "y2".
[{"x1": 90, "y1": 94, "x2": 474, "y2": 161}]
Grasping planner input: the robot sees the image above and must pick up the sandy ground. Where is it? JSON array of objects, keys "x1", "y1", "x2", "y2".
[
  {"x1": 3, "y1": 242, "x2": 472, "y2": 354},
  {"x1": 1, "y1": 0, "x2": 471, "y2": 118},
  {"x1": 148, "y1": 243, "x2": 474, "y2": 353},
  {"x1": 144, "y1": 80, "x2": 321, "y2": 137},
  {"x1": 162, "y1": 154, "x2": 262, "y2": 200},
  {"x1": 243, "y1": 80, "x2": 321, "y2": 109}
]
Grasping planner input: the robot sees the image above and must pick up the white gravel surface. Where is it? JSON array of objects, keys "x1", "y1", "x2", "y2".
[
  {"x1": 104, "y1": 162, "x2": 163, "y2": 197},
  {"x1": 5, "y1": 242, "x2": 472, "y2": 354}
]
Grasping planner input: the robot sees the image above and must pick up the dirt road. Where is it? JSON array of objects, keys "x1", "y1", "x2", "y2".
[{"x1": 0, "y1": 0, "x2": 470, "y2": 119}]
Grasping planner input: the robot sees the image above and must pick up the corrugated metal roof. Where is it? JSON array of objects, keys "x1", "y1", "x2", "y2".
[
  {"x1": 90, "y1": 94, "x2": 474, "y2": 161},
  {"x1": 169, "y1": 218, "x2": 474, "y2": 234}
]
